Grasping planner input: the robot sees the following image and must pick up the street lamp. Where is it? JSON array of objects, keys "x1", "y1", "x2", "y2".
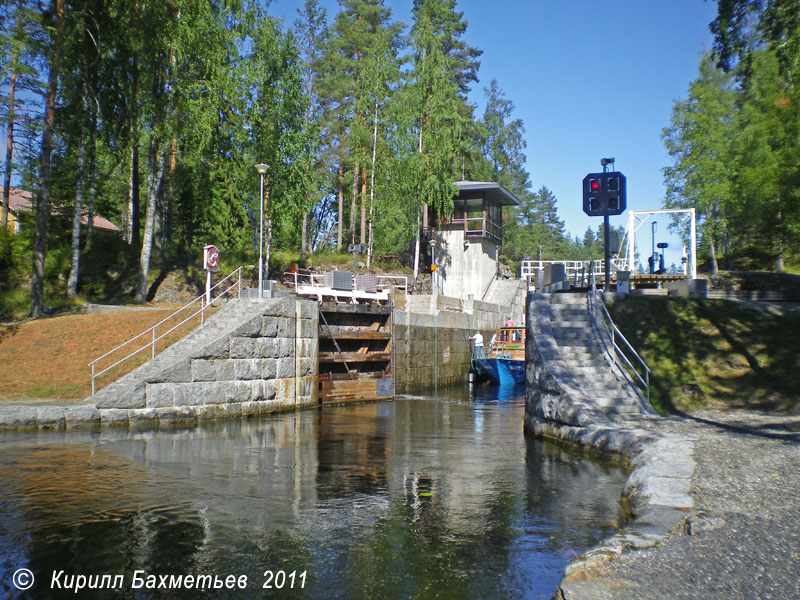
[{"x1": 255, "y1": 162, "x2": 268, "y2": 298}]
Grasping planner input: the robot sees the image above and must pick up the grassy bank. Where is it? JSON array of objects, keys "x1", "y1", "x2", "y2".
[
  {"x1": 606, "y1": 296, "x2": 800, "y2": 414},
  {"x1": 0, "y1": 307, "x2": 205, "y2": 403}
]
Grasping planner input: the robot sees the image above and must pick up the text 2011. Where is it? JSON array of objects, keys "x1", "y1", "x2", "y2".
[{"x1": 263, "y1": 570, "x2": 307, "y2": 589}]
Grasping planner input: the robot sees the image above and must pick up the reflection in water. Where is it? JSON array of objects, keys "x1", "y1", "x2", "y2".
[{"x1": 0, "y1": 384, "x2": 625, "y2": 599}]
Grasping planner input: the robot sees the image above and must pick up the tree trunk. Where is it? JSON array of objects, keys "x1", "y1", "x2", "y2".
[
  {"x1": 337, "y1": 164, "x2": 343, "y2": 251},
  {"x1": 367, "y1": 100, "x2": 378, "y2": 268},
  {"x1": 127, "y1": 142, "x2": 141, "y2": 245},
  {"x1": 775, "y1": 210, "x2": 784, "y2": 273},
  {"x1": 130, "y1": 58, "x2": 141, "y2": 247},
  {"x1": 135, "y1": 146, "x2": 165, "y2": 303},
  {"x1": 360, "y1": 168, "x2": 367, "y2": 246},
  {"x1": 265, "y1": 185, "x2": 272, "y2": 285},
  {"x1": 413, "y1": 208, "x2": 420, "y2": 281},
  {"x1": 1, "y1": 21, "x2": 18, "y2": 231},
  {"x1": 301, "y1": 210, "x2": 308, "y2": 260},
  {"x1": 85, "y1": 107, "x2": 97, "y2": 251},
  {"x1": 350, "y1": 161, "x2": 359, "y2": 245},
  {"x1": 166, "y1": 122, "x2": 177, "y2": 244},
  {"x1": 29, "y1": 0, "x2": 64, "y2": 319},
  {"x1": 709, "y1": 236, "x2": 718, "y2": 276},
  {"x1": 67, "y1": 83, "x2": 89, "y2": 299},
  {"x1": 413, "y1": 127, "x2": 423, "y2": 280}
]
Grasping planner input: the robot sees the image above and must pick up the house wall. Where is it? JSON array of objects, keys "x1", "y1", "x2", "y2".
[{"x1": 436, "y1": 229, "x2": 498, "y2": 303}]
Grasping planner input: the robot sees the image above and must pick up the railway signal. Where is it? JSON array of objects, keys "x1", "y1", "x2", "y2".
[
  {"x1": 582, "y1": 171, "x2": 626, "y2": 217},
  {"x1": 582, "y1": 158, "x2": 626, "y2": 290}
]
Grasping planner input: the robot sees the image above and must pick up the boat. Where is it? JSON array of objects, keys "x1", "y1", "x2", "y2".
[{"x1": 473, "y1": 326, "x2": 526, "y2": 385}]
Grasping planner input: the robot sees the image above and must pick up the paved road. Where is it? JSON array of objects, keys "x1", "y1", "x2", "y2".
[{"x1": 565, "y1": 410, "x2": 800, "y2": 599}]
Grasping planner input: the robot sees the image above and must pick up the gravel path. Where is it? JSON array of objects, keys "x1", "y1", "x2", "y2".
[{"x1": 564, "y1": 410, "x2": 800, "y2": 599}]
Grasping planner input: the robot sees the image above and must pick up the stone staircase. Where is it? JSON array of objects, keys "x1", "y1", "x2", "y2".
[
  {"x1": 90, "y1": 296, "x2": 318, "y2": 418},
  {"x1": 547, "y1": 293, "x2": 651, "y2": 420}
]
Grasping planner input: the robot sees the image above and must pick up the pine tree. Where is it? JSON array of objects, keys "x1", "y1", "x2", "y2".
[{"x1": 407, "y1": 0, "x2": 469, "y2": 277}]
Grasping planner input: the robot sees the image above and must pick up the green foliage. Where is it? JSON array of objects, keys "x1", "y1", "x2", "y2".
[
  {"x1": 666, "y1": 2, "x2": 800, "y2": 272},
  {"x1": 2, "y1": 0, "x2": 589, "y2": 313},
  {"x1": 608, "y1": 296, "x2": 800, "y2": 413}
]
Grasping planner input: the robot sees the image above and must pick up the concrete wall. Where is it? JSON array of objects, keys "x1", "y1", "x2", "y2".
[
  {"x1": 437, "y1": 230, "x2": 498, "y2": 302},
  {"x1": 393, "y1": 300, "x2": 505, "y2": 393}
]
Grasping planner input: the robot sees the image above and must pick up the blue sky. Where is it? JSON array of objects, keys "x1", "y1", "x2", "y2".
[{"x1": 268, "y1": 0, "x2": 719, "y2": 268}]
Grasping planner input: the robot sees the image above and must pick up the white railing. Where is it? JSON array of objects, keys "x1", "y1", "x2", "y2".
[
  {"x1": 376, "y1": 275, "x2": 408, "y2": 297},
  {"x1": 586, "y1": 261, "x2": 650, "y2": 402},
  {"x1": 89, "y1": 267, "x2": 242, "y2": 395},
  {"x1": 283, "y1": 271, "x2": 408, "y2": 297},
  {"x1": 521, "y1": 258, "x2": 626, "y2": 282}
]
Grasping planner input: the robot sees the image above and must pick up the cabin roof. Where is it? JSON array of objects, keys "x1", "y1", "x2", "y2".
[
  {"x1": 5, "y1": 188, "x2": 121, "y2": 232},
  {"x1": 454, "y1": 181, "x2": 521, "y2": 207}
]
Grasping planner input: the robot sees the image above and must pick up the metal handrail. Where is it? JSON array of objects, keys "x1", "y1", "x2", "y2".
[
  {"x1": 587, "y1": 261, "x2": 650, "y2": 401},
  {"x1": 376, "y1": 275, "x2": 408, "y2": 297},
  {"x1": 89, "y1": 267, "x2": 242, "y2": 395}
]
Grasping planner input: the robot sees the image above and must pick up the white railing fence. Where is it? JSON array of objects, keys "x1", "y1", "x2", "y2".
[
  {"x1": 586, "y1": 261, "x2": 651, "y2": 403},
  {"x1": 283, "y1": 270, "x2": 408, "y2": 298},
  {"x1": 89, "y1": 267, "x2": 242, "y2": 395},
  {"x1": 521, "y1": 258, "x2": 626, "y2": 282}
]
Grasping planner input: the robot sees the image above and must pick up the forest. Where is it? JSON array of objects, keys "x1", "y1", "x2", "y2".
[
  {"x1": 662, "y1": 0, "x2": 800, "y2": 275},
  {"x1": 2, "y1": 0, "x2": 798, "y2": 319},
  {"x1": 1, "y1": 0, "x2": 602, "y2": 318}
]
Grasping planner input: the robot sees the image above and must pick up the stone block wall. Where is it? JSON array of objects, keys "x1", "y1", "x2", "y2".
[
  {"x1": 90, "y1": 296, "x2": 318, "y2": 427},
  {"x1": 523, "y1": 293, "x2": 696, "y2": 597}
]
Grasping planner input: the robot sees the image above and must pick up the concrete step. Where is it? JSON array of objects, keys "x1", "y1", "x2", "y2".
[
  {"x1": 549, "y1": 293, "x2": 587, "y2": 305},
  {"x1": 554, "y1": 340, "x2": 604, "y2": 351},
  {"x1": 554, "y1": 351, "x2": 607, "y2": 362},
  {"x1": 551, "y1": 316, "x2": 593, "y2": 326},
  {"x1": 551, "y1": 325, "x2": 596, "y2": 335},
  {"x1": 549, "y1": 306, "x2": 589, "y2": 315},
  {"x1": 593, "y1": 395, "x2": 641, "y2": 408},
  {"x1": 565, "y1": 378, "x2": 634, "y2": 393}
]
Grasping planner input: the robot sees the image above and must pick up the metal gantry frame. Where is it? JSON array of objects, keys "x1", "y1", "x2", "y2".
[{"x1": 623, "y1": 209, "x2": 697, "y2": 279}]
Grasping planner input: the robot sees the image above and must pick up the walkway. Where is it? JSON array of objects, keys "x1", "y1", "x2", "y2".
[{"x1": 560, "y1": 410, "x2": 800, "y2": 600}]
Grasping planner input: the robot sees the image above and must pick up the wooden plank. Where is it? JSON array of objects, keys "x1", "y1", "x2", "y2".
[
  {"x1": 319, "y1": 377, "x2": 392, "y2": 405},
  {"x1": 320, "y1": 303, "x2": 391, "y2": 315},
  {"x1": 319, "y1": 352, "x2": 392, "y2": 363},
  {"x1": 326, "y1": 371, "x2": 385, "y2": 381},
  {"x1": 319, "y1": 330, "x2": 391, "y2": 340}
]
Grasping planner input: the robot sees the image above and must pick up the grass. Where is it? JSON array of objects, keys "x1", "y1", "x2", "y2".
[
  {"x1": 0, "y1": 304, "x2": 214, "y2": 403},
  {"x1": 606, "y1": 296, "x2": 800, "y2": 414}
]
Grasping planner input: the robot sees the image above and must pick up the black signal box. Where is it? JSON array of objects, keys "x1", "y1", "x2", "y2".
[{"x1": 582, "y1": 171, "x2": 626, "y2": 216}]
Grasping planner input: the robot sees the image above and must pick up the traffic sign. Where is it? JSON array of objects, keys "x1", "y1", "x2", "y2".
[{"x1": 203, "y1": 245, "x2": 220, "y2": 272}]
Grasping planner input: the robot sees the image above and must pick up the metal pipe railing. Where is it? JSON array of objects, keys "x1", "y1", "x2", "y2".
[
  {"x1": 89, "y1": 267, "x2": 242, "y2": 395},
  {"x1": 587, "y1": 260, "x2": 651, "y2": 402}
]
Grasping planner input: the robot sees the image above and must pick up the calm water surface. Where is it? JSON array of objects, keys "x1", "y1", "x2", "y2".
[{"x1": 0, "y1": 385, "x2": 626, "y2": 599}]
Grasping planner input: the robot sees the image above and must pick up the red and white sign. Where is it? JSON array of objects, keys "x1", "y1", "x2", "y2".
[{"x1": 203, "y1": 245, "x2": 219, "y2": 272}]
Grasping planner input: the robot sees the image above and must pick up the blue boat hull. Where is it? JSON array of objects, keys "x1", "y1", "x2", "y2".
[{"x1": 474, "y1": 358, "x2": 526, "y2": 385}]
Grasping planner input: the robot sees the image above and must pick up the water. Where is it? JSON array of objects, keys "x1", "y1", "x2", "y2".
[{"x1": 0, "y1": 385, "x2": 626, "y2": 599}]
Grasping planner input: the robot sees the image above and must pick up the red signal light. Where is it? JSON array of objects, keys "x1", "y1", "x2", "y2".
[{"x1": 590, "y1": 179, "x2": 600, "y2": 192}]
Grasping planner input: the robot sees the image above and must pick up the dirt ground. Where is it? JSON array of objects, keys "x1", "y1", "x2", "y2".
[{"x1": 0, "y1": 305, "x2": 193, "y2": 404}]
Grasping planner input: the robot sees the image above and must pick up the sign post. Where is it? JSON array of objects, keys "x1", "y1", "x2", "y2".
[
  {"x1": 347, "y1": 243, "x2": 366, "y2": 280},
  {"x1": 203, "y1": 245, "x2": 220, "y2": 305}
]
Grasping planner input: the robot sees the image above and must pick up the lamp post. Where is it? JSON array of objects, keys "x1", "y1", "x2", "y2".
[
  {"x1": 255, "y1": 162, "x2": 268, "y2": 298},
  {"x1": 651, "y1": 220, "x2": 658, "y2": 274},
  {"x1": 429, "y1": 238, "x2": 437, "y2": 296}
]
